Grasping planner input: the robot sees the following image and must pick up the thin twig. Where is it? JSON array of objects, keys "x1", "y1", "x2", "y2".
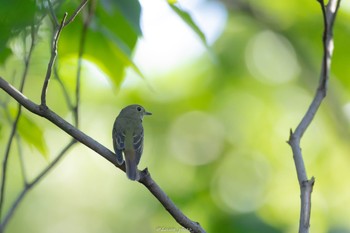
[
  {"x1": 0, "y1": 25, "x2": 37, "y2": 220},
  {"x1": 0, "y1": 8, "x2": 84, "y2": 228},
  {"x1": 16, "y1": 135, "x2": 28, "y2": 186},
  {"x1": 0, "y1": 76, "x2": 206, "y2": 233},
  {"x1": 53, "y1": 66, "x2": 74, "y2": 110},
  {"x1": 74, "y1": 0, "x2": 95, "y2": 128},
  {"x1": 1, "y1": 108, "x2": 28, "y2": 186},
  {"x1": 0, "y1": 111, "x2": 22, "y2": 219},
  {"x1": 64, "y1": 0, "x2": 89, "y2": 26},
  {"x1": 40, "y1": 13, "x2": 67, "y2": 107},
  {"x1": 1, "y1": 2, "x2": 89, "y2": 232},
  {"x1": 46, "y1": 0, "x2": 59, "y2": 27},
  {"x1": 0, "y1": 140, "x2": 76, "y2": 231},
  {"x1": 287, "y1": 1, "x2": 341, "y2": 233}
]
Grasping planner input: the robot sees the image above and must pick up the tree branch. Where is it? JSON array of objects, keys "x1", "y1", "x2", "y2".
[
  {"x1": 287, "y1": 1, "x2": 341, "y2": 233},
  {"x1": 40, "y1": 13, "x2": 67, "y2": 107},
  {"x1": 139, "y1": 170, "x2": 205, "y2": 233},
  {"x1": 64, "y1": 0, "x2": 89, "y2": 27},
  {"x1": 0, "y1": 77, "x2": 206, "y2": 233}
]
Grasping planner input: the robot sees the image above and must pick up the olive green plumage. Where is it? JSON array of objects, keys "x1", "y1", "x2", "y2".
[{"x1": 112, "y1": 104, "x2": 152, "y2": 180}]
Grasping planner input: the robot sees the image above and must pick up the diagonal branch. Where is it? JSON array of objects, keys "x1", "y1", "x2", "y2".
[
  {"x1": 64, "y1": 0, "x2": 89, "y2": 26},
  {"x1": 0, "y1": 77, "x2": 206, "y2": 233},
  {"x1": 139, "y1": 170, "x2": 205, "y2": 233},
  {"x1": 287, "y1": 1, "x2": 341, "y2": 233}
]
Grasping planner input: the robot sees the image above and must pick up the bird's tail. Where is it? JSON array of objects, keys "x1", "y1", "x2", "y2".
[{"x1": 124, "y1": 150, "x2": 139, "y2": 181}]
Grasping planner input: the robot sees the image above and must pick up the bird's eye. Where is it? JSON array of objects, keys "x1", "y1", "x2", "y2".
[{"x1": 137, "y1": 106, "x2": 142, "y2": 112}]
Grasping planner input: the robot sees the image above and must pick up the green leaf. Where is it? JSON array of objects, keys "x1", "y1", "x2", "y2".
[
  {"x1": 85, "y1": 29, "x2": 130, "y2": 87},
  {"x1": 168, "y1": 3, "x2": 208, "y2": 49},
  {"x1": 0, "y1": 0, "x2": 36, "y2": 58},
  {"x1": 18, "y1": 113, "x2": 48, "y2": 158},
  {"x1": 8, "y1": 108, "x2": 48, "y2": 158},
  {"x1": 58, "y1": 0, "x2": 143, "y2": 88},
  {"x1": 94, "y1": 0, "x2": 144, "y2": 85},
  {"x1": 96, "y1": 24, "x2": 146, "y2": 81},
  {"x1": 0, "y1": 47, "x2": 12, "y2": 64},
  {"x1": 100, "y1": 0, "x2": 142, "y2": 36}
]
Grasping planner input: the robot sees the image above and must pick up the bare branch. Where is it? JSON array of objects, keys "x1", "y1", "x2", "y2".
[
  {"x1": 287, "y1": 1, "x2": 341, "y2": 233},
  {"x1": 0, "y1": 76, "x2": 206, "y2": 233},
  {"x1": 41, "y1": 0, "x2": 89, "y2": 108},
  {"x1": 40, "y1": 13, "x2": 67, "y2": 107},
  {"x1": 140, "y1": 170, "x2": 206, "y2": 233}
]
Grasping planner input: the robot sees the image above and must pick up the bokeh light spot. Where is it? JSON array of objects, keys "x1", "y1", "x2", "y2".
[
  {"x1": 211, "y1": 151, "x2": 270, "y2": 213},
  {"x1": 168, "y1": 111, "x2": 225, "y2": 165},
  {"x1": 343, "y1": 102, "x2": 350, "y2": 121},
  {"x1": 245, "y1": 30, "x2": 300, "y2": 84}
]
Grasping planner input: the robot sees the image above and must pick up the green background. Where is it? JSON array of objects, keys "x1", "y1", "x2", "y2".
[{"x1": 1, "y1": 0, "x2": 350, "y2": 232}]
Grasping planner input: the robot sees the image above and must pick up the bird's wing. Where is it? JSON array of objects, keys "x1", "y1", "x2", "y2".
[
  {"x1": 113, "y1": 126, "x2": 125, "y2": 165},
  {"x1": 133, "y1": 126, "x2": 144, "y2": 165}
]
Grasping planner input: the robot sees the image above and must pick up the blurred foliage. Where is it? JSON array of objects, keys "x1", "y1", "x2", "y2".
[
  {"x1": 57, "y1": 0, "x2": 142, "y2": 88},
  {"x1": 11, "y1": 110, "x2": 48, "y2": 158},
  {"x1": 0, "y1": 0, "x2": 37, "y2": 62},
  {"x1": 168, "y1": 3, "x2": 208, "y2": 48},
  {"x1": 1, "y1": 0, "x2": 350, "y2": 233}
]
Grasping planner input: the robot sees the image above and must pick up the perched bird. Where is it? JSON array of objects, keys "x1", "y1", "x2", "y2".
[{"x1": 112, "y1": 104, "x2": 152, "y2": 180}]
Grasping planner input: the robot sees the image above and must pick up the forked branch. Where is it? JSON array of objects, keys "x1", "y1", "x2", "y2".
[{"x1": 287, "y1": 1, "x2": 341, "y2": 233}]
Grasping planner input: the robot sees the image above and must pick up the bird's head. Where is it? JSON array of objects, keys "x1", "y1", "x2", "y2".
[{"x1": 119, "y1": 104, "x2": 152, "y2": 120}]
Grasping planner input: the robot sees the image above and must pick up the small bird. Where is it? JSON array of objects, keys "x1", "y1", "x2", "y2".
[{"x1": 112, "y1": 104, "x2": 152, "y2": 181}]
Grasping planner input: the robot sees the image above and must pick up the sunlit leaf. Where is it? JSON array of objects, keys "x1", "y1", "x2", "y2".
[
  {"x1": 18, "y1": 113, "x2": 48, "y2": 158},
  {"x1": 96, "y1": 25, "x2": 146, "y2": 81},
  {"x1": 85, "y1": 29, "x2": 131, "y2": 87},
  {"x1": 168, "y1": 3, "x2": 208, "y2": 49},
  {"x1": 95, "y1": 0, "x2": 143, "y2": 85},
  {"x1": 167, "y1": 0, "x2": 178, "y2": 4},
  {"x1": 101, "y1": 0, "x2": 142, "y2": 36},
  {"x1": 58, "y1": 0, "x2": 143, "y2": 88},
  {"x1": 9, "y1": 107, "x2": 48, "y2": 158}
]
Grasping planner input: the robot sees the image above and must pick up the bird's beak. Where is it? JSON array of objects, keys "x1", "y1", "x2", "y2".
[{"x1": 145, "y1": 111, "x2": 152, "y2": 116}]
